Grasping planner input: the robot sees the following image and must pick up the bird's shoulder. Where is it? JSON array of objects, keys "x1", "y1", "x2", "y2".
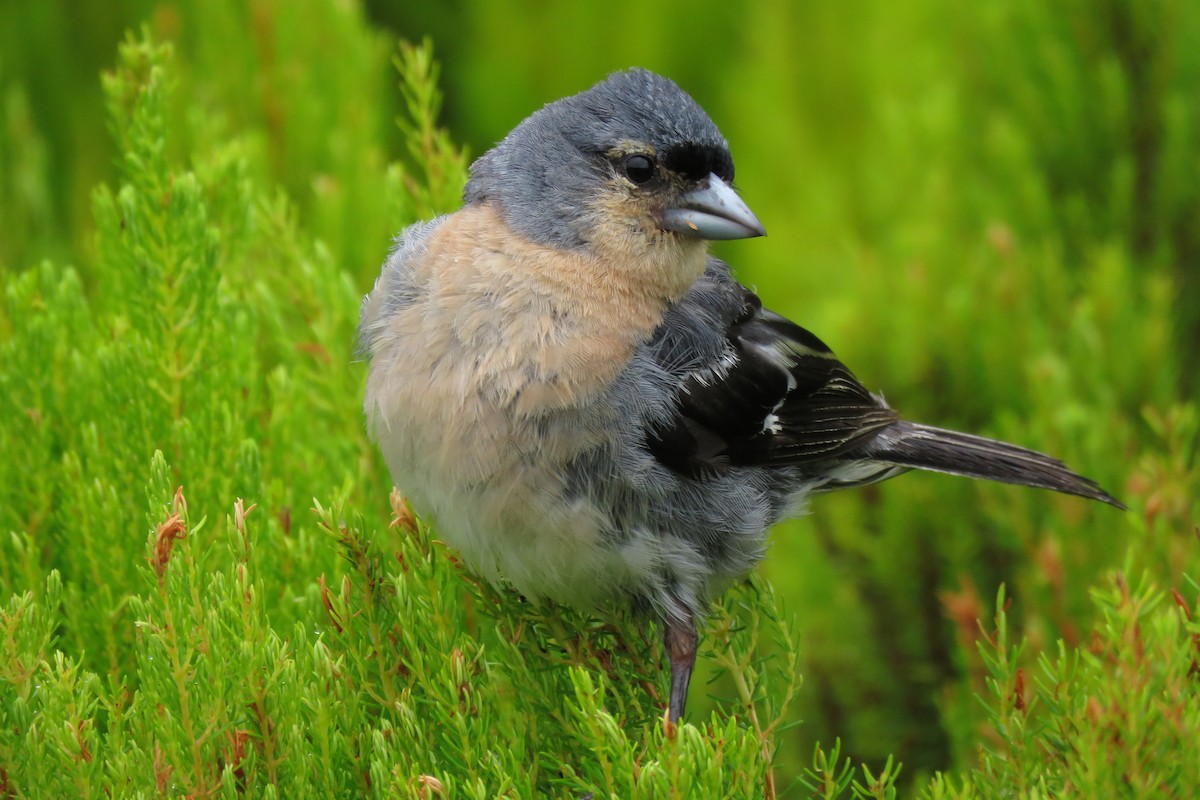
[
  {"x1": 356, "y1": 215, "x2": 449, "y2": 358},
  {"x1": 356, "y1": 204, "x2": 565, "y2": 359},
  {"x1": 642, "y1": 260, "x2": 899, "y2": 478}
]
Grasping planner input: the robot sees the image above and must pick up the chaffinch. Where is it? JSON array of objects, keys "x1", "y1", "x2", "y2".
[{"x1": 357, "y1": 68, "x2": 1122, "y2": 722}]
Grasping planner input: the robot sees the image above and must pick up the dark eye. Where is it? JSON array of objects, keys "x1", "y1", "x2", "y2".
[{"x1": 623, "y1": 154, "x2": 656, "y2": 185}]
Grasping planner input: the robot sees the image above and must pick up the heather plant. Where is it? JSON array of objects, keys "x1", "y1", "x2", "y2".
[
  {"x1": 1, "y1": 1, "x2": 1197, "y2": 797},
  {"x1": 0, "y1": 30, "x2": 812, "y2": 800}
]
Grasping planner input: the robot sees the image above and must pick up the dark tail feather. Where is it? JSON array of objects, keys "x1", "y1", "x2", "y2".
[{"x1": 868, "y1": 421, "x2": 1126, "y2": 509}]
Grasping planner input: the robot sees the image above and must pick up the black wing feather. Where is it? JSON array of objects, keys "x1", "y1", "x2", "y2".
[
  {"x1": 644, "y1": 278, "x2": 1123, "y2": 508},
  {"x1": 647, "y1": 288, "x2": 898, "y2": 478}
]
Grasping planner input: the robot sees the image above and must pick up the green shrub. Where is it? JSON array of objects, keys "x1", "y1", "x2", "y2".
[{"x1": 1, "y1": 2, "x2": 1197, "y2": 797}]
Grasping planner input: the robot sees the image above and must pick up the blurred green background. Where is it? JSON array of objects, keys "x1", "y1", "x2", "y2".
[{"x1": 2, "y1": 0, "x2": 1197, "y2": 794}]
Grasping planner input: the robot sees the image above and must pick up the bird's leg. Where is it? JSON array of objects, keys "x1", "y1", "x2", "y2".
[{"x1": 663, "y1": 614, "x2": 698, "y2": 723}]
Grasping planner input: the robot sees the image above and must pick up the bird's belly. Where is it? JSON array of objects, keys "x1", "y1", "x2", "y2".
[
  {"x1": 389, "y1": 446, "x2": 643, "y2": 608},
  {"x1": 367, "y1": 345, "x2": 635, "y2": 607},
  {"x1": 458, "y1": 483, "x2": 616, "y2": 602}
]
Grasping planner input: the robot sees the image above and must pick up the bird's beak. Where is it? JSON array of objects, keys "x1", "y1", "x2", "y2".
[{"x1": 660, "y1": 173, "x2": 766, "y2": 240}]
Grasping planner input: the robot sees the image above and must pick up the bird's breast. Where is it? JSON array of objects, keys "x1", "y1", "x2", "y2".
[
  {"x1": 362, "y1": 203, "x2": 696, "y2": 601},
  {"x1": 416, "y1": 203, "x2": 679, "y2": 411}
]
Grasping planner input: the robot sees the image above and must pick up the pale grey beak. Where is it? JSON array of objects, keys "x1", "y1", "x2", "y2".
[{"x1": 660, "y1": 173, "x2": 766, "y2": 240}]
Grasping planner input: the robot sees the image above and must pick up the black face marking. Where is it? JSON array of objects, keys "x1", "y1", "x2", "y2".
[{"x1": 663, "y1": 143, "x2": 734, "y2": 183}]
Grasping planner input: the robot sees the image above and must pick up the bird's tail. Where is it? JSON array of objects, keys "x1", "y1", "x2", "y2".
[{"x1": 866, "y1": 421, "x2": 1125, "y2": 509}]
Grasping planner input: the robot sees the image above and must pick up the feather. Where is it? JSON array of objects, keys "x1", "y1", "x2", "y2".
[{"x1": 645, "y1": 278, "x2": 1123, "y2": 508}]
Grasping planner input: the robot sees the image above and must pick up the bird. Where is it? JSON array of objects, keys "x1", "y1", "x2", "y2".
[{"x1": 357, "y1": 68, "x2": 1123, "y2": 724}]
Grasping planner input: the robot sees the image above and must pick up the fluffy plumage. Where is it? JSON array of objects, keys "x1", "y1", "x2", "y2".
[{"x1": 358, "y1": 68, "x2": 1122, "y2": 723}]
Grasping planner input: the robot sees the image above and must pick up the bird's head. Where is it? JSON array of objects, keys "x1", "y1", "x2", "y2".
[{"x1": 465, "y1": 69, "x2": 765, "y2": 263}]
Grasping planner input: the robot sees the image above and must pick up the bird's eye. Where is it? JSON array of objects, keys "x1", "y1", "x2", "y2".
[{"x1": 623, "y1": 154, "x2": 656, "y2": 185}]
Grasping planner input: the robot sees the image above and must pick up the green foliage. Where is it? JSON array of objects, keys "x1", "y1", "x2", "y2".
[
  {"x1": 0, "y1": 25, "x2": 815, "y2": 800},
  {"x1": 1, "y1": 1, "x2": 1197, "y2": 797},
  {"x1": 925, "y1": 574, "x2": 1200, "y2": 798}
]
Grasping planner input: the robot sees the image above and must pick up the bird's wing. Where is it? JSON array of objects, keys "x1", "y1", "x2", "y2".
[
  {"x1": 645, "y1": 275, "x2": 898, "y2": 479},
  {"x1": 642, "y1": 264, "x2": 1124, "y2": 508}
]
